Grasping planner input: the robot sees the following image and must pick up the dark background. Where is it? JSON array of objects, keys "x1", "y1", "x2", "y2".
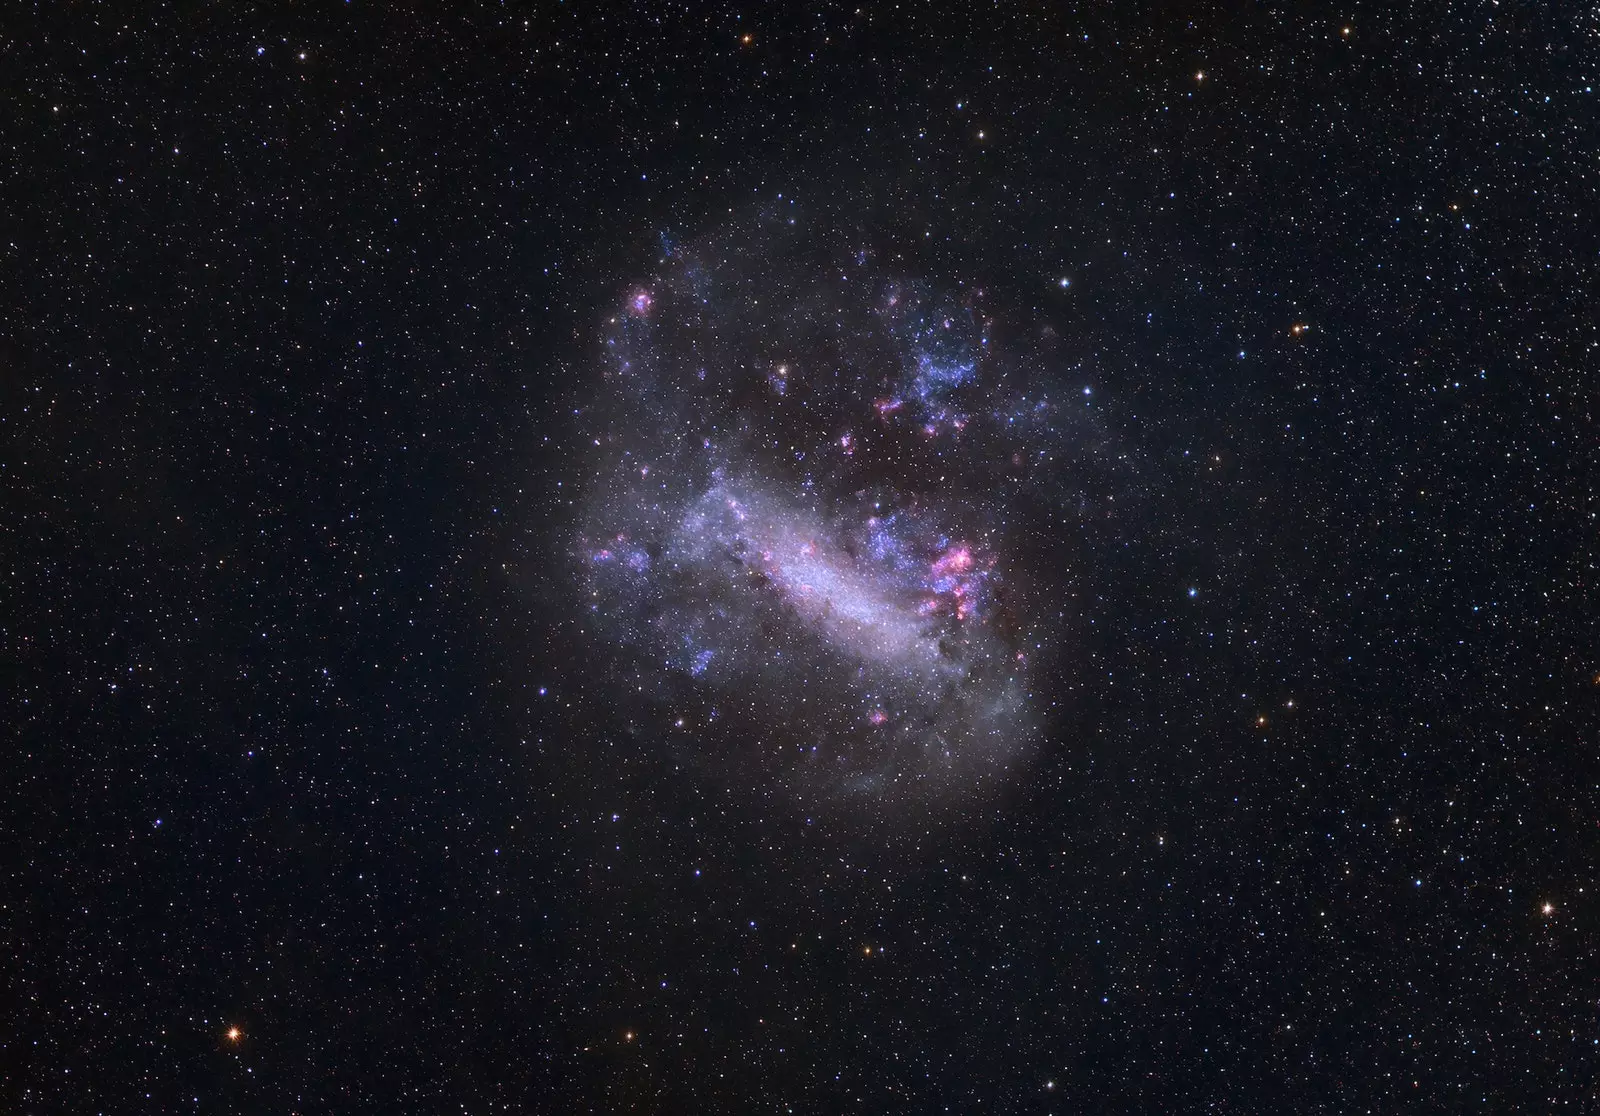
[{"x1": 6, "y1": 2, "x2": 1597, "y2": 1111}]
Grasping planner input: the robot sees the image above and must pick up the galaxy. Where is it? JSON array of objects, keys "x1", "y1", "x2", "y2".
[{"x1": 574, "y1": 217, "x2": 1119, "y2": 808}]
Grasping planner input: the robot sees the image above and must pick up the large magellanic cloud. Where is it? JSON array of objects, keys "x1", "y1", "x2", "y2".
[{"x1": 574, "y1": 211, "x2": 1122, "y2": 811}]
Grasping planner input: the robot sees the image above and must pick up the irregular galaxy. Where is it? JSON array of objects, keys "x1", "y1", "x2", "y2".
[{"x1": 576, "y1": 215, "x2": 1119, "y2": 809}]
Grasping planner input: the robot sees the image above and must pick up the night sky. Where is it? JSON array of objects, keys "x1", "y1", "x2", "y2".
[{"x1": 9, "y1": 3, "x2": 1600, "y2": 1111}]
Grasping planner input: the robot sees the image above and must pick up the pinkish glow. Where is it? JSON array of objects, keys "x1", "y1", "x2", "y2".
[{"x1": 932, "y1": 546, "x2": 974, "y2": 576}]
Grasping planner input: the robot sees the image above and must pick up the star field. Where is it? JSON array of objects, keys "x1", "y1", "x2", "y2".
[{"x1": 6, "y1": 3, "x2": 1598, "y2": 1112}]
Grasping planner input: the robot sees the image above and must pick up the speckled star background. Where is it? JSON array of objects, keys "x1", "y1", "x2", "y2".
[{"x1": 7, "y1": 3, "x2": 1598, "y2": 1111}]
